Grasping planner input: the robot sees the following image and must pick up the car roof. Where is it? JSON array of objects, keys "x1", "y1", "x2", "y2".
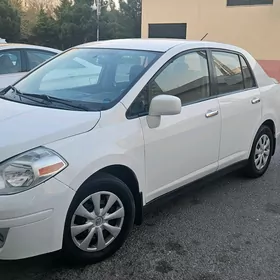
[
  {"x1": 78, "y1": 38, "x2": 245, "y2": 53},
  {"x1": 0, "y1": 43, "x2": 61, "y2": 53}
]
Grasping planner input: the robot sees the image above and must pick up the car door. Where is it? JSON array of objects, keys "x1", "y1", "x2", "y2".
[
  {"x1": 0, "y1": 49, "x2": 24, "y2": 89},
  {"x1": 128, "y1": 50, "x2": 221, "y2": 202},
  {"x1": 210, "y1": 50, "x2": 262, "y2": 169}
]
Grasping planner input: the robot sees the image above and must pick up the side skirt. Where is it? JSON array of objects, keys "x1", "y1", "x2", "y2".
[{"x1": 140, "y1": 160, "x2": 248, "y2": 219}]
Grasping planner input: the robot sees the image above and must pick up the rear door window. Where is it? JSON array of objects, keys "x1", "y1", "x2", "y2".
[
  {"x1": 26, "y1": 50, "x2": 56, "y2": 71},
  {"x1": 211, "y1": 51, "x2": 244, "y2": 95}
]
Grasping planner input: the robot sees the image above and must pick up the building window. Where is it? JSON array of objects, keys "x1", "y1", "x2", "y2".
[
  {"x1": 227, "y1": 0, "x2": 273, "y2": 6},
  {"x1": 148, "y1": 23, "x2": 187, "y2": 39}
]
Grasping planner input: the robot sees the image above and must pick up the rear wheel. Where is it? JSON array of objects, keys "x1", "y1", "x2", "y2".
[
  {"x1": 244, "y1": 125, "x2": 273, "y2": 178},
  {"x1": 62, "y1": 173, "x2": 135, "y2": 264}
]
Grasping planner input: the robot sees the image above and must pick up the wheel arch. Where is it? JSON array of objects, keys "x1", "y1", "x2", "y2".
[
  {"x1": 262, "y1": 119, "x2": 276, "y2": 156},
  {"x1": 248, "y1": 119, "x2": 276, "y2": 158},
  {"x1": 83, "y1": 164, "x2": 143, "y2": 225}
]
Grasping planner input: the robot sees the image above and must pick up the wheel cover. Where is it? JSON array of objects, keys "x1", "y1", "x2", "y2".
[
  {"x1": 71, "y1": 191, "x2": 125, "y2": 252},
  {"x1": 254, "y1": 134, "x2": 270, "y2": 171}
]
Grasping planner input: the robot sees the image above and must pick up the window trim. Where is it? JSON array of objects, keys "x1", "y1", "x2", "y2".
[
  {"x1": 126, "y1": 48, "x2": 214, "y2": 119},
  {"x1": 238, "y1": 55, "x2": 246, "y2": 89},
  {"x1": 23, "y1": 48, "x2": 57, "y2": 72},
  {"x1": 209, "y1": 48, "x2": 258, "y2": 97},
  {"x1": 239, "y1": 55, "x2": 257, "y2": 89},
  {"x1": 0, "y1": 48, "x2": 24, "y2": 74},
  {"x1": 227, "y1": 0, "x2": 273, "y2": 6}
]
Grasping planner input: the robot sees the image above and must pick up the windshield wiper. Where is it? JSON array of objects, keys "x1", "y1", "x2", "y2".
[
  {"x1": 8, "y1": 86, "x2": 89, "y2": 111},
  {"x1": 28, "y1": 93, "x2": 89, "y2": 111}
]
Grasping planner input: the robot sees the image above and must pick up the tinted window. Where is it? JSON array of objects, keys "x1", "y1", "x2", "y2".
[
  {"x1": 26, "y1": 50, "x2": 56, "y2": 71},
  {"x1": 240, "y1": 56, "x2": 256, "y2": 88},
  {"x1": 212, "y1": 51, "x2": 243, "y2": 94},
  {"x1": 150, "y1": 51, "x2": 210, "y2": 105},
  {"x1": 8, "y1": 48, "x2": 161, "y2": 111},
  {"x1": 128, "y1": 51, "x2": 210, "y2": 117},
  {"x1": 0, "y1": 50, "x2": 21, "y2": 74}
]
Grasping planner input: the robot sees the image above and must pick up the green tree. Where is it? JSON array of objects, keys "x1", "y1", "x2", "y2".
[
  {"x1": 119, "y1": 0, "x2": 141, "y2": 38},
  {"x1": 9, "y1": 0, "x2": 22, "y2": 10},
  {"x1": 54, "y1": 0, "x2": 97, "y2": 49},
  {"x1": 0, "y1": 0, "x2": 21, "y2": 42},
  {"x1": 32, "y1": 8, "x2": 58, "y2": 48},
  {"x1": 23, "y1": 0, "x2": 143, "y2": 49}
]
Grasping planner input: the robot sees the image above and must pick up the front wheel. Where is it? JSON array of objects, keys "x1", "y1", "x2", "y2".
[
  {"x1": 62, "y1": 173, "x2": 135, "y2": 264},
  {"x1": 244, "y1": 125, "x2": 273, "y2": 178}
]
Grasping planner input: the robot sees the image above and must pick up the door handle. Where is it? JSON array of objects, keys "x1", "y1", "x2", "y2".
[
  {"x1": 205, "y1": 110, "x2": 219, "y2": 118},
  {"x1": 251, "y1": 97, "x2": 260, "y2": 104}
]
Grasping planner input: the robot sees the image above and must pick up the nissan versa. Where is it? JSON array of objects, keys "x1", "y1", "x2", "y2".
[{"x1": 0, "y1": 39, "x2": 279, "y2": 264}]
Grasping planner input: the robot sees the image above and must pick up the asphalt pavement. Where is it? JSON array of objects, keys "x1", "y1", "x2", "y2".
[{"x1": 1, "y1": 145, "x2": 280, "y2": 280}]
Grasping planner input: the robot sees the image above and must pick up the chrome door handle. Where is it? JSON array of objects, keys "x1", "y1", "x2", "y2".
[
  {"x1": 251, "y1": 97, "x2": 260, "y2": 104},
  {"x1": 205, "y1": 110, "x2": 219, "y2": 118}
]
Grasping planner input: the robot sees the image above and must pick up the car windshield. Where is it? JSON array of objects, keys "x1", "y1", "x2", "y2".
[{"x1": 4, "y1": 48, "x2": 161, "y2": 111}]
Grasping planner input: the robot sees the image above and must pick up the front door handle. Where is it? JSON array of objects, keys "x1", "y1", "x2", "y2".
[
  {"x1": 251, "y1": 97, "x2": 260, "y2": 104},
  {"x1": 205, "y1": 110, "x2": 219, "y2": 118}
]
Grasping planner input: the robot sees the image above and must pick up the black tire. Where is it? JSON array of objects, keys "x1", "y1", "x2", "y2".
[
  {"x1": 244, "y1": 125, "x2": 273, "y2": 178},
  {"x1": 62, "y1": 173, "x2": 135, "y2": 264}
]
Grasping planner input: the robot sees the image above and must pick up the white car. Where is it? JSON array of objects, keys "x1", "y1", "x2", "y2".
[
  {"x1": 0, "y1": 43, "x2": 61, "y2": 90},
  {"x1": 0, "y1": 39, "x2": 279, "y2": 263}
]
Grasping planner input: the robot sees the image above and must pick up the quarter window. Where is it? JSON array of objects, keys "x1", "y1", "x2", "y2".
[
  {"x1": 0, "y1": 50, "x2": 21, "y2": 74},
  {"x1": 240, "y1": 56, "x2": 256, "y2": 88},
  {"x1": 115, "y1": 55, "x2": 147, "y2": 83},
  {"x1": 212, "y1": 51, "x2": 244, "y2": 95}
]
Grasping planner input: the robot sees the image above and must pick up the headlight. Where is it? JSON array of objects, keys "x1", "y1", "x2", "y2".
[{"x1": 0, "y1": 147, "x2": 67, "y2": 195}]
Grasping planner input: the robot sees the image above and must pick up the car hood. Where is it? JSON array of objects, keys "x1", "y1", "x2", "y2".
[
  {"x1": 0, "y1": 72, "x2": 26, "y2": 91},
  {"x1": 0, "y1": 98, "x2": 101, "y2": 162}
]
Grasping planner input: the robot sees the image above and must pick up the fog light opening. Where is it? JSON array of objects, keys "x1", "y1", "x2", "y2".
[
  {"x1": 0, "y1": 234, "x2": 4, "y2": 247},
  {"x1": 0, "y1": 228, "x2": 9, "y2": 248}
]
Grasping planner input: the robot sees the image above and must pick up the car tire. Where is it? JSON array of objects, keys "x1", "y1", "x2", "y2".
[
  {"x1": 62, "y1": 173, "x2": 135, "y2": 264},
  {"x1": 244, "y1": 125, "x2": 273, "y2": 178}
]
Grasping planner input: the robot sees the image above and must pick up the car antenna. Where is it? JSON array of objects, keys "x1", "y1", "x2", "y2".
[{"x1": 200, "y1": 33, "x2": 208, "y2": 41}]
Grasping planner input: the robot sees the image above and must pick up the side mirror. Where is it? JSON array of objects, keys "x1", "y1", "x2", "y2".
[{"x1": 147, "y1": 95, "x2": 182, "y2": 128}]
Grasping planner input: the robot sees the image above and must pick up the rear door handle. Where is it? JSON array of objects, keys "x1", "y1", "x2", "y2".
[
  {"x1": 205, "y1": 110, "x2": 219, "y2": 118},
  {"x1": 251, "y1": 97, "x2": 260, "y2": 104}
]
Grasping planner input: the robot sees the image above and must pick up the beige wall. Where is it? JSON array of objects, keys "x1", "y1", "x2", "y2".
[{"x1": 142, "y1": 0, "x2": 280, "y2": 60}]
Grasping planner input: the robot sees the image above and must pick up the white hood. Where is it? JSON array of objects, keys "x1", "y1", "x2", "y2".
[
  {"x1": 0, "y1": 99, "x2": 101, "y2": 162},
  {"x1": 0, "y1": 72, "x2": 27, "y2": 91}
]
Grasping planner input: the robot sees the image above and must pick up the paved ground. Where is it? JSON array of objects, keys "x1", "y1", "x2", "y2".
[{"x1": 2, "y1": 146, "x2": 280, "y2": 280}]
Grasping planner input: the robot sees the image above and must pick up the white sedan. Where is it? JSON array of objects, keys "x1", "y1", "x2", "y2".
[
  {"x1": 0, "y1": 43, "x2": 61, "y2": 90},
  {"x1": 0, "y1": 39, "x2": 279, "y2": 264}
]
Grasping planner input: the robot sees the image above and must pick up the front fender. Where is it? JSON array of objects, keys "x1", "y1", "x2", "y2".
[{"x1": 45, "y1": 117, "x2": 146, "y2": 197}]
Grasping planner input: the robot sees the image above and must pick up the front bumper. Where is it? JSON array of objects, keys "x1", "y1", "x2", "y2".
[{"x1": 0, "y1": 178, "x2": 75, "y2": 260}]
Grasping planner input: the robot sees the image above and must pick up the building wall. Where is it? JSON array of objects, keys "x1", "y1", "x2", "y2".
[{"x1": 142, "y1": 0, "x2": 280, "y2": 81}]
